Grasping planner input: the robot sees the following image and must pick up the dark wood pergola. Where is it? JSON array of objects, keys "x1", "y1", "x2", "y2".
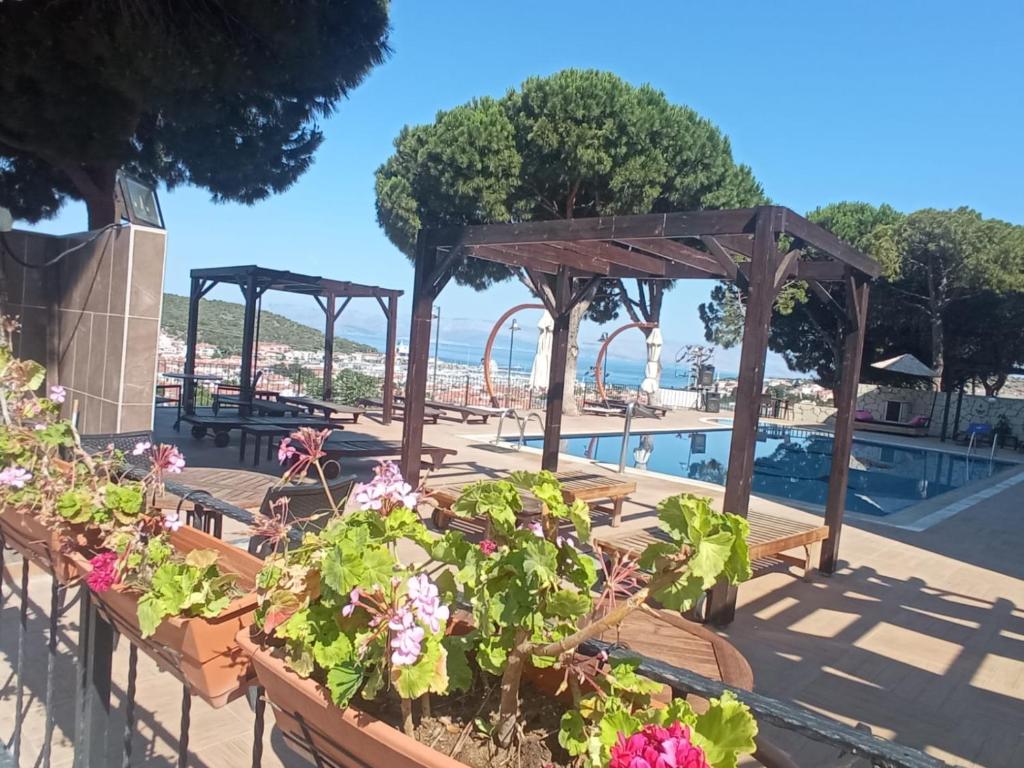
[
  {"x1": 183, "y1": 265, "x2": 403, "y2": 423},
  {"x1": 400, "y1": 206, "x2": 880, "y2": 623}
]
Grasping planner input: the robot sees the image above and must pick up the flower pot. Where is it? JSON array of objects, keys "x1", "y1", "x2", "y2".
[
  {"x1": 0, "y1": 506, "x2": 79, "y2": 584},
  {"x1": 73, "y1": 525, "x2": 261, "y2": 708},
  {"x1": 237, "y1": 629, "x2": 471, "y2": 768}
]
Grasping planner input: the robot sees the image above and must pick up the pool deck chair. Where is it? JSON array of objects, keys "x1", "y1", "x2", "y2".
[
  {"x1": 277, "y1": 395, "x2": 366, "y2": 424},
  {"x1": 854, "y1": 412, "x2": 931, "y2": 437},
  {"x1": 359, "y1": 397, "x2": 441, "y2": 424},
  {"x1": 422, "y1": 400, "x2": 505, "y2": 424},
  {"x1": 429, "y1": 469, "x2": 636, "y2": 528},
  {"x1": 593, "y1": 510, "x2": 830, "y2": 610}
]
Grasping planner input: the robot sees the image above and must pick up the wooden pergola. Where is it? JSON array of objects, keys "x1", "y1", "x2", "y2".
[
  {"x1": 400, "y1": 206, "x2": 879, "y2": 623},
  {"x1": 183, "y1": 265, "x2": 403, "y2": 422}
]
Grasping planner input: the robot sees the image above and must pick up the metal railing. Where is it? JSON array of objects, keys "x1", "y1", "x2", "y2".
[{"x1": 0, "y1": 474, "x2": 953, "y2": 768}]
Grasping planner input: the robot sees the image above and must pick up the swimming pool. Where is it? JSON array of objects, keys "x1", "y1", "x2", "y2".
[{"x1": 520, "y1": 426, "x2": 1016, "y2": 516}]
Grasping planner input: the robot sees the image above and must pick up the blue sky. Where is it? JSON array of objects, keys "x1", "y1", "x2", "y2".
[{"x1": 26, "y1": 1, "x2": 1024, "y2": 375}]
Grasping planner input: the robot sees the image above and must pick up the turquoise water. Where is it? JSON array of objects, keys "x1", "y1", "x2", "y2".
[{"x1": 522, "y1": 426, "x2": 1015, "y2": 516}]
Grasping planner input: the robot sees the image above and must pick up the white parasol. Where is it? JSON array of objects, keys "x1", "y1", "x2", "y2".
[
  {"x1": 639, "y1": 327, "x2": 664, "y2": 395},
  {"x1": 529, "y1": 311, "x2": 554, "y2": 389},
  {"x1": 870, "y1": 354, "x2": 939, "y2": 379}
]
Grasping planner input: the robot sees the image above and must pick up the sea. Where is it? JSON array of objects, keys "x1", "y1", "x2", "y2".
[{"x1": 340, "y1": 330, "x2": 735, "y2": 389}]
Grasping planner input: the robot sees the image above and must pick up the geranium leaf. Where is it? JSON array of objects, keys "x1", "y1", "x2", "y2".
[{"x1": 691, "y1": 691, "x2": 758, "y2": 768}]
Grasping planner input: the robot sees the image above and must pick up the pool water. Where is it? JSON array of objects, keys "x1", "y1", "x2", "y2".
[{"x1": 522, "y1": 426, "x2": 1015, "y2": 516}]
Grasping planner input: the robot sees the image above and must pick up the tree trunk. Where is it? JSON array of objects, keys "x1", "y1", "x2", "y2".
[
  {"x1": 61, "y1": 162, "x2": 119, "y2": 230},
  {"x1": 562, "y1": 297, "x2": 590, "y2": 416}
]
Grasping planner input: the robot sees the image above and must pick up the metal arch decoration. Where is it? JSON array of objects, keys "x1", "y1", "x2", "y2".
[
  {"x1": 594, "y1": 321, "x2": 657, "y2": 402},
  {"x1": 483, "y1": 303, "x2": 546, "y2": 407}
]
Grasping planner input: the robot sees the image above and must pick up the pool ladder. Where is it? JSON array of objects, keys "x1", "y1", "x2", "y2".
[{"x1": 494, "y1": 409, "x2": 545, "y2": 449}]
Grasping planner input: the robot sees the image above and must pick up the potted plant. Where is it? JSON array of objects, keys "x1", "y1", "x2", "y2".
[
  {"x1": 241, "y1": 446, "x2": 758, "y2": 768},
  {"x1": 0, "y1": 318, "x2": 263, "y2": 707}
]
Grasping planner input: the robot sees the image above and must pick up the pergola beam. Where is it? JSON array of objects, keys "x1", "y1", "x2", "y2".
[
  {"x1": 424, "y1": 208, "x2": 761, "y2": 249},
  {"x1": 615, "y1": 238, "x2": 725, "y2": 276}
]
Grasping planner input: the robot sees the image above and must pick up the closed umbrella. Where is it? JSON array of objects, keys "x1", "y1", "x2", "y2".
[
  {"x1": 639, "y1": 327, "x2": 663, "y2": 395},
  {"x1": 529, "y1": 311, "x2": 554, "y2": 389}
]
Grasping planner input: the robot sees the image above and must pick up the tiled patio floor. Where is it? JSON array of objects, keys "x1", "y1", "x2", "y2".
[{"x1": 1, "y1": 406, "x2": 1021, "y2": 766}]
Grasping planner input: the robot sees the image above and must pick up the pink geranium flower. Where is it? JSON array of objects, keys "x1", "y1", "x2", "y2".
[
  {"x1": 609, "y1": 722, "x2": 709, "y2": 768},
  {"x1": 49, "y1": 385, "x2": 66, "y2": 404},
  {"x1": 86, "y1": 552, "x2": 120, "y2": 593},
  {"x1": 0, "y1": 466, "x2": 32, "y2": 488},
  {"x1": 479, "y1": 539, "x2": 498, "y2": 556}
]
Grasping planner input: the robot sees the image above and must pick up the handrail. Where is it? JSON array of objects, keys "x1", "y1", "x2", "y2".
[
  {"x1": 494, "y1": 409, "x2": 545, "y2": 449},
  {"x1": 617, "y1": 401, "x2": 636, "y2": 472},
  {"x1": 494, "y1": 409, "x2": 523, "y2": 447}
]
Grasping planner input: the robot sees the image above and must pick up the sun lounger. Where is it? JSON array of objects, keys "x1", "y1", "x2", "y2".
[
  {"x1": 278, "y1": 395, "x2": 365, "y2": 423},
  {"x1": 584, "y1": 398, "x2": 669, "y2": 418},
  {"x1": 211, "y1": 394, "x2": 302, "y2": 417},
  {"x1": 358, "y1": 397, "x2": 441, "y2": 424},
  {"x1": 593, "y1": 510, "x2": 829, "y2": 586},
  {"x1": 423, "y1": 400, "x2": 506, "y2": 424},
  {"x1": 429, "y1": 468, "x2": 636, "y2": 528},
  {"x1": 322, "y1": 437, "x2": 456, "y2": 472},
  {"x1": 854, "y1": 412, "x2": 930, "y2": 437}
]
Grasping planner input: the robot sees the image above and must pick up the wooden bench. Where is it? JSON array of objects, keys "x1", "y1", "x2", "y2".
[
  {"x1": 429, "y1": 468, "x2": 637, "y2": 528},
  {"x1": 323, "y1": 438, "x2": 455, "y2": 472},
  {"x1": 594, "y1": 509, "x2": 829, "y2": 583}
]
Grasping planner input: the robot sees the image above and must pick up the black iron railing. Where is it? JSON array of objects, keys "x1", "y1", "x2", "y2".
[{"x1": 1, "y1": 477, "x2": 952, "y2": 768}]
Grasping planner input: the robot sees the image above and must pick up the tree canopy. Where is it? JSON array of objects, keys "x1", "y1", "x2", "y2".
[
  {"x1": 375, "y1": 69, "x2": 762, "y2": 409},
  {"x1": 699, "y1": 202, "x2": 1024, "y2": 392},
  {"x1": 0, "y1": 0, "x2": 391, "y2": 228}
]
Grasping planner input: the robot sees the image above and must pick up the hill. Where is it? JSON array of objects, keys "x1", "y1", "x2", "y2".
[{"x1": 160, "y1": 294, "x2": 376, "y2": 354}]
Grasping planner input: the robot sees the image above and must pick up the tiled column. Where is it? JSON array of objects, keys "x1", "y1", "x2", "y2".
[{"x1": 2, "y1": 225, "x2": 166, "y2": 433}]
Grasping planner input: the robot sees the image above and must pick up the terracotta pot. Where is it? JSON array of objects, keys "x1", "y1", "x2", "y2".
[
  {"x1": 73, "y1": 525, "x2": 261, "y2": 708},
  {"x1": 0, "y1": 506, "x2": 79, "y2": 583},
  {"x1": 238, "y1": 629, "x2": 471, "y2": 768}
]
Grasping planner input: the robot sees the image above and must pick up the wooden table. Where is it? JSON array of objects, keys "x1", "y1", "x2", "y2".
[
  {"x1": 159, "y1": 467, "x2": 280, "y2": 512},
  {"x1": 594, "y1": 509, "x2": 829, "y2": 581}
]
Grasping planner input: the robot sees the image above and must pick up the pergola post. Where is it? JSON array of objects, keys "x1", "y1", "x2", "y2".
[
  {"x1": 322, "y1": 293, "x2": 336, "y2": 400},
  {"x1": 239, "y1": 275, "x2": 258, "y2": 411},
  {"x1": 707, "y1": 208, "x2": 777, "y2": 625},
  {"x1": 542, "y1": 268, "x2": 572, "y2": 471},
  {"x1": 182, "y1": 277, "x2": 202, "y2": 417},
  {"x1": 821, "y1": 274, "x2": 870, "y2": 574},
  {"x1": 383, "y1": 294, "x2": 399, "y2": 425},
  {"x1": 401, "y1": 235, "x2": 437, "y2": 484}
]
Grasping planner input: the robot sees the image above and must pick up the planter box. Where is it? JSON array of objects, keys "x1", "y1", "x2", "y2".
[
  {"x1": 73, "y1": 525, "x2": 261, "y2": 708},
  {"x1": 0, "y1": 506, "x2": 79, "y2": 584},
  {"x1": 238, "y1": 629, "x2": 469, "y2": 768}
]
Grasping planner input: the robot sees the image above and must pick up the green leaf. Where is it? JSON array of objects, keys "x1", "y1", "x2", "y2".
[
  {"x1": 442, "y1": 633, "x2": 474, "y2": 692},
  {"x1": 184, "y1": 549, "x2": 219, "y2": 569},
  {"x1": 686, "y1": 530, "x2": 735, "y2": 590},
  {"x1": 393, "y1": 639, "x2": 443, "y2": 699},
  {"x1": 136, "y1": 595, "x2": 165, "y2": 638},
  {"x1": 558, "y1": 710, "x2": 589, "y2": 756},
  {"x1": 567, "y1": 499, "x2": 591, "y2": 542},
  {"x1": 326, "y1": 663, "x2": 364, "y2": 708},
  {"x1": 691, "y1": 691, "x2": 758, "y2": 768},
  {"x1": 545, "y1": 589, "x2": 592, "y2": 619},
  {"x1": 637, "y1": 540, "x2": 679, "y2": 571},
  {"x1": 598, "y1": 709, "x2": 641, "y2": 752}
]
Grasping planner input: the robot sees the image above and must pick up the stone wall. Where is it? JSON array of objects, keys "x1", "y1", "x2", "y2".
[
  {"x1": 1, "y1": 225, "x2": 166, "y2": 434},
  {"x1": 790, "y1": 382, "x2": 1024, "y2": 441}
]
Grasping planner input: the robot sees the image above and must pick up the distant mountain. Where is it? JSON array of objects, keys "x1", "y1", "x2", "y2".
[{"x1": 160, "y1": 293, "x2": 376, "y2": 354}]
